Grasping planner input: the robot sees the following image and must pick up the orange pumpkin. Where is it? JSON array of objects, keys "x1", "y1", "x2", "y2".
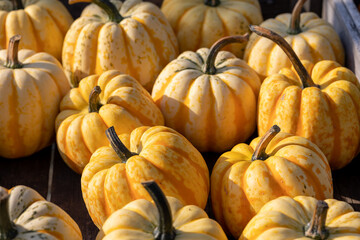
[
  {"x1": 81, "y1": 126, "x2": 210, "y2": 228},
  {"x1": 252, "y1": 25, "x2": 360, "y2": 170},
  {"x1": 211, "y1": 125, "x2": 333, "y2": 238}
]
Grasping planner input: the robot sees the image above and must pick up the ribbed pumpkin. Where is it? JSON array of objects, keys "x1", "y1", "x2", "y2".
[
  {"x1": 56, "y1": 70, "x2": 164, "y2": 174},
  {"x1": 240, "y1": 196, "x2": 360, "y2": 239},
  {"x1": 96, "y1": 181, "x2": 226, "y2": 240},
  {"x1": 211, "y1": 125, "x2": 333, "y2": 238},
  {"x1": 62, "y1": 0, "x2": 178, "y2": 91},
  {"x1": 152, "y1": 35, "x2": 261, "y2": 152},
  {"x1": 0, "y1": 185, "x2": 82, "y2": 240},
  {"x1": 253, "y1": 25, "x2": 360, "y2": 170},
  {"x1": 81, "y1": 126, "x2": 209, "y2": 228},
  {"x1": 0, "y1": 35, "x2": 70, "y2": 159},
  {"x1": 161, "y1": 0, "x2": 263, "y2": 58},
  {"x1": 244, "y1": 0, "x2": 344, "y2": 80},
  {"x1": 0, "y1": 0, "x2": 73, "y2": 61}
]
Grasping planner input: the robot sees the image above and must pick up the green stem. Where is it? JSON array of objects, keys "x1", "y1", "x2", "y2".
[
  {"x1": 0, "y1": 189, "x2": 17, "y2": 240},
  {"x1": 304, "y1": 200, "x2": 329, "y2": 240},
  {"x1": 142, "y1": 181, "x2": 176, "y2": 240},
  {"x1": 5, "y1": 35, "x2": 23, "y2": 69},
  {"x1": 249, "y1": 25, "x2": 316, "y2": 88},
  {"x1": 203, "y1": 34, "x2": 249, "y2": 75},
  {"x1": 204, "y1": 0, "x2": 221, "y2": 7},
  {"x1": 88, "y1": 86, "x2": 103, "y2": 113},
  {"x1": 12, "y1": 0, "x2": 24, "y2": 10},
  {"x1": 92, "y1": 0, "x2": 123, "y2": 23},
  {"x1": 251, "y1": 125, "x2": 280, "y2": 161},
  {"x1": 105, "y1": 126, "x2": 137, "y2": 163},
  {"x1": 288, "y1": 0, "x2": 307, "y2": 35}
]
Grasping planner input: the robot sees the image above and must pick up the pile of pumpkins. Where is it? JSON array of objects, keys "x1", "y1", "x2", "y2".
[{"x1": 1, "y1": 0, "x2": 360, "y2": 239}]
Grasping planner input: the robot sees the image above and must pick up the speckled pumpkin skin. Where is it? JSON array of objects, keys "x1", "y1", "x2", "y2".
[
  {"x1": 0, "y1": 0, "x2": 73, "y2": 60},
  {"x1": 244, "y1": 12, "x2": 344, "y2": 80},
  {"x1": 240, "y1": 196, "x2": 360, "y2": 239},
  {"x1": 211, "y1": 131, "x2": 333, "y2": 238},
  {"x1": 56, "y1": 70, "x2": 164, "y2": 174},
  {"x1": 152, "y1": 48, "x2": 261, "y2": 152},
  {"x1": 0, "y1": 185, "x2": 82, "y2": 239},
  {"x1": 96, "y1": 197, "x2": 227, "y2": 240},
  {"x1": 62, "y1": 0, "x2": 178, "y2": 91},
  {"x1": 81, "y1": 126, "x2": 210, "y2": 228},
  {"x1": 258, "y1": 60, "x2": 360, "y2": 170},
  {"x1": 161, "y1": 0, "x2": 263, "y2": 58},
  {"x1": 0, "y1": 49, "x2": 70, "y2": 159}
]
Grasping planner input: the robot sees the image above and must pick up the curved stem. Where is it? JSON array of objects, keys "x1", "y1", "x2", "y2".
[
  {"x1": 105, "y1": 126, "x2": 137, "y2": 163},
  {"x1": 288, "y1": 0, "x2": 307, "y2": 34},
  {"x1": 204, "y1": 34, "x2": 249, "y2": 75},
  {"x1": 88, "y1": 86, "x2": 103, "y2": 113},
  {"x1": 5, "y1": 35, "x2": 22, "y2": 69},
  {"x1": 12, "y1": 0, "x2": 24, "y2": 10},
  {"x1": 252, "y1": 125, "x2": 280, "y2": 161},
  {"x1": 142, "y1": 181, "x2": 176, "y2": 240},
  {"x1": 204, "y1": 0, "x2": 221, "y2": 7},
  {"x1": 304, "y1": 200, "x2": 329, "y2": 240},
  {"x1": 249, "y1": 25, "x2": 316, "y2": 88},
  {"x1": 0, "y1": 189, "x2": 17, "y2": 240}
]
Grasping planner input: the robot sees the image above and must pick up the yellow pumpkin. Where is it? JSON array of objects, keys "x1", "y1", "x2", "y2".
[
  {"x1": 0, "y1": 185, "x2": 82, "y2": 239},
  {"x1": 96, "y1": 181, "x2": 226, "y2": 240},
  {"x1": 81, "y1": 126, "x2": 209, "y2": 228},
  {"x1": 240, "y1": 196, "x2": 360, "y2": 239},
  {"x1": 152, "y1": 35, "x2": 261, "y2": 152},
  {"x1": 0, "y1": 0, "x2": 73, "y2": 61},
  {"x1": 211, "y1": 125, "x2": 333, "y2": 238},
  {"x1": 62, "y1": 0, "x2": 178, "y2": 91},
  {"x1": 0, "y1": 35, "x2": 70, "y2": 159},
  {"x1": 253, "y1": 25, "x2": 360, "y2": 170},
  {"x1": 244, "y1": 0, "x2": 344, "y2": 80},
  {"x1": 161, "y1": 0, "x2": 263, "y2": 58},
  {"x1": 56, "y1": 70, "x2": 164, "y2": 174}
]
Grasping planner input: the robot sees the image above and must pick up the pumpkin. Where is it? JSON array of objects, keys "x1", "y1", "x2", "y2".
[
  {"x1": 96, "y1": 181, "x2": 226, "y2": 240},
  {"x1": 0, "y1": 185, "x2": 82, "y2": 239},
  {"x1": 211, "y1": 125, "x2": 333, "y2": 238},
  {"x1": 81, "y1": 126, "x2": 209, "y2": 228},
  {"x1": 62, "y1": 0, "x2": 178, "y2": 91},
  {"x1": 56, "y1": 70, "x2": 164, "y2": 174},
  {"x1": 161, "y1": 0, "x2": 263, "y2": 58},
  {"x1": 244, "y1": 0, "x2": 344, "y2": 80},
  {"x1": 240, "y1": 195, "x2": 360, "y2": 239},
  {"x1": 0, "y1": 35, "x2": 70, "y2": 159},
  {"x1": 253, "y1": 25, "x2": 360, "y2": 170},
  {"x1": 152, "y1": 34, "x2": 261, "y2": 152},
  {"x1": 0, "y1": 0, "x2": 73, "y2": 61}
]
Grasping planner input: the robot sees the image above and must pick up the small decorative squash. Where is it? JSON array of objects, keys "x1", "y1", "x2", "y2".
[
  {"x1": 62, "y1": 0, "x2": 178, "y2": 91},
  {"x1": 0, "y1": 35, "x2": 70, "y2": 159},
  {"x1": 244, "y1": 0, "x2": 344, "y2": 80},
  {"x1": 96, "y1": 181, "x2": 227, "y2": 240},
  {"x1": 152, "y1": 34, "x2": 261, "y2": 152},
  {"x1": 211, "y1": 125, "x2": 333, "y2": 238},
  {"x1": 0, "y1": 185, "x2": 82, "y2": 239},
  {"x1": 161, "y1": 0, "x2": 263, "y2": 58},
  {"x1": 0, "y1": 0, "x2": 73, "y2": 61},
  {"x1": 56, "y1": 70, "x2": 164, "y2": 174},
  {"x1": 82, "y1": 126, "x2": 209, "y2": 228},
  {"x1": 240, "y1": 195, "x2": 360, "y2": 239},
  {"x1": 253, "y1": 25, "x2": 360, "y2": 170}
]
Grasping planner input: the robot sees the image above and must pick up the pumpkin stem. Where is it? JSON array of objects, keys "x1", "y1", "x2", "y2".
[
  {"x1": 204, "y1": 34, "x2": 249, "y2": 75},
  {"x1": 304, "y1": 200, "x2": 329, "y2": 240},
  {"x1": 5, "y1": 35, "x2": 23, "y2": 69},
  {"x1": 288, "y1": 0, "x2": 307, "y2": 34},
  {"x1": 204, "y1": 0, "x2": 221, "y2": 7},
  {"x1": 11, "y1": 0, "x2": 24, "y2": 10},
  {"x1": 84, "y1": 0, "x2": 123, "y2": 23},
  {"x1": 88, "y1": 86, "x2": 103, "y2": 113},
  {"x1": 249, "y1": 25, "x2": 316, "y2": 88},
  {"x1": 142, "y1": 181, "x2": 176, "y2": 240},
  {"x1": 251, "y1": 125, "x2": 280, "y2": 161},
  {"x1": 0, "y1": 189, "x2": 17, "y2": 240},
  {"x1": 105, "y1": 126, "x2": 137, "y2": 163}
]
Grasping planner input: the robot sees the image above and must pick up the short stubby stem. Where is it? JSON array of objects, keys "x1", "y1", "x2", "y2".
[
  {"x1": 88, "y1": 86, "x2": 103, "y2": 113},
  {"x1": 204, "y1": 0, "x2": 221, "y2": 7},
  {"x1": 5, "y1": 35, "x2": 23, "y2": 69},
  {"x1": 251, "y1": 125, "x2": 280, "y2": 161},
  {"x1": 12, "y1": 0, "x2": 24, "y2": 10},
  {"x1": 304, "y1": 200, "x2": 329, "y2": 240}
]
